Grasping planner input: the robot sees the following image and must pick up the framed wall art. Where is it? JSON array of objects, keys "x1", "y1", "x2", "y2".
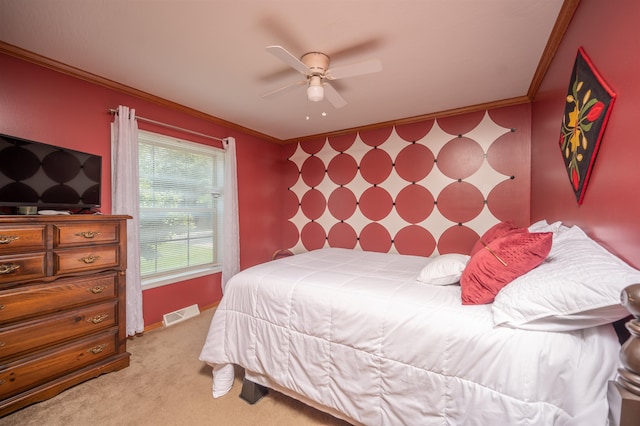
[{"x1": 559, "y1": 47, "x2": 616, "y2": 204}]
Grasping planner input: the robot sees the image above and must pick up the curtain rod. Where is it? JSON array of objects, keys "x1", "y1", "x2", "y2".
[{"x1": 108, "y1": 108, "x2": 225, "y2": 142}]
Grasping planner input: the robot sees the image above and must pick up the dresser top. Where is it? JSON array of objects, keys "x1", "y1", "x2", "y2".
[{"x1": 0, "y1": 215, "x2": 132, "y2": 223}]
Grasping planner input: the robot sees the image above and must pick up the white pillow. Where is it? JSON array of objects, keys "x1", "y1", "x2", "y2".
[
  {"x1": 528, "y1": 219, "x2": 568, "y2": 234},
  {"x1": 492, "y1": 225, "x2": 640, "y2": 331},
  {"x1": 417, "y1": 254, "x2": 470, "y2": 285}
]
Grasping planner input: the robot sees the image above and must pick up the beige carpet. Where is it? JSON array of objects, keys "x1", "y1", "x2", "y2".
[{"x1": 0, "y1": 308, "x2": 350, "y2": 426}]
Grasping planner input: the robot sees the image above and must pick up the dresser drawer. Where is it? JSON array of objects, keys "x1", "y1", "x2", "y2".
[
  {"x1": 0, "y1": 300, "x2": 117, "y2": 360},
  {"x1": 54, "y1": 222, "x2": 120, "y2": 248},
  {"x1": 0, "y1": 225, "x2": 46, "y2": 253},
  {"x1": 54, "y1": 245, "x2": 120, "y2": 275},
  {"x1": 0, "y1": 329, "x2": 117, "y2": 400},
  {"x1": 0, "y1": 272, "x2": 117, "y2": 324},
  {"x1": 0, "y1": 253, "x2": 47, "y2": 285}
]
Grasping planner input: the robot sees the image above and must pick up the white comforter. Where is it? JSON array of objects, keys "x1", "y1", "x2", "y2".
[{"x1": 199, "y1": 248, "x2": 620, "y2": 425}]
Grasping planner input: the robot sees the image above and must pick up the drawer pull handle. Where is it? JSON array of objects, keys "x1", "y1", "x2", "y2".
[
  {"x1": 0, "y1": 264, "x2": 20, "y2": 275},
  {"x1": 0, "y1": 380, "x2": 5, "y2": 385},
  {"x1": 88, "y1": 285, "x2": 107, "y2": 294},
  {"x1": 88, "y1": 343, "x2": 108, "y2": 354},
  {"x1": 87, "y1": 314, "x2": 109, "y2": 324},
  {"x1": 76, "y1": 231, "x2": 100, "y2": 239},
  {"x1": 0, "y1": 235, "x2": 19, "y2": 245},
  {"x1": 0, "y1": 342, "x2": 5, "y2": 347},
  {"x1": 79, "y1": 255, "x2": 101, "y2": 264}
]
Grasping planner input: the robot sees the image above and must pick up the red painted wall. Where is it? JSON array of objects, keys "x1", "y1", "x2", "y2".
[
  {"x1": 0, "y1": 53, "x2": 283, "y2": 326},
  {"x1": 531, "y1": 0, "x2": 640, "y2": 268}
]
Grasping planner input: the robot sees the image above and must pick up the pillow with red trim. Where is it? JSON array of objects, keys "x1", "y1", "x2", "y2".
[
  {"x1": 469, "y1": 221, "x2": 525, "y2": 256},
  {"x1": 461, "y1": 231, "x2": 553, "y2": 305}
]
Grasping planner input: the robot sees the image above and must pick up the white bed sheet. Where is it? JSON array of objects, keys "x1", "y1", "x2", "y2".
[{"x1": 199, "y1": 248, "x2": 620, "y2": 425}]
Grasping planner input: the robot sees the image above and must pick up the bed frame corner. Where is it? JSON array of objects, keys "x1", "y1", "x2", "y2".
[{"x1": 610, "y1": 284, "x2": 640, "y2": 426}]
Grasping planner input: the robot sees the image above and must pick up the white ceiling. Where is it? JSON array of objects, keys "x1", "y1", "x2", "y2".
[{"x1": 0, "y1": 0, "x2": 566, "y2": 142}]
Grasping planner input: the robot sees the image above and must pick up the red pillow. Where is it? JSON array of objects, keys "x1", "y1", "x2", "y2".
[
  {"x1": 461, "y1": 231, "x2": 553, "y2": 305},
  {"x1": 469, "y1": 221, "x2": 525, "y2": 256}
]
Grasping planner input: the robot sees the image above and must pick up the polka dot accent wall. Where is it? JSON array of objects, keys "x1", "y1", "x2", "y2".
[{"x1": 283, "y1": 105, "x2": 531, "y2": 256}]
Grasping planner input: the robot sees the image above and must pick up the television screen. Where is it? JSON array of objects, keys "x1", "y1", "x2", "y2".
[{"x1": 0, "y1": 133, "x2": 102, "y2": 210}]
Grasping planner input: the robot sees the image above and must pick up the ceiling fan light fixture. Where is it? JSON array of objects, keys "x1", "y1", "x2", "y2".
[
  {"x1": 307, "y1": 85, "x2": 323, "y2": 102},
  {"x1": 307, "y1": 76, "x2": 324, "y2": 102}
]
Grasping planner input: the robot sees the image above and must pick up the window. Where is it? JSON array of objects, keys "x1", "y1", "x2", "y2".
[{"x1": 138, "y1": 130, "x2": 224, "y2": 289}]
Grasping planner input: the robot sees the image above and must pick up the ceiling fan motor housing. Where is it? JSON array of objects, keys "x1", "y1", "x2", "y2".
[{"x1": 301, "y1": 52, "x2": 330, "y2": 76}]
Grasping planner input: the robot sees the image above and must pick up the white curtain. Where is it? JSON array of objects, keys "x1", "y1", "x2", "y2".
[
  {"x1": 111, "y1": 105, "x2": 144, "y2": 336},
  {"x1": 221, "y1": 137, "x2": 240, "y2": 293}
]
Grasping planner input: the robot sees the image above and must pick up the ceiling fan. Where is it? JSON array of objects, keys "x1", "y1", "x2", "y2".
[{"x1": 262, "y1": 45, "x2": 382, "y2": 109}]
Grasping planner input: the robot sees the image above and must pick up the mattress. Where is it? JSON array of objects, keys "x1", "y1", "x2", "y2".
[{"x1": 199, "y1": 248, "x2": 620, "y2": 425}]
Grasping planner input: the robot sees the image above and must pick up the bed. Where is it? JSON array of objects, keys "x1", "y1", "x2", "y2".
[{"x1": 199, "y1": 220, "x2": 640, "y2": 425}]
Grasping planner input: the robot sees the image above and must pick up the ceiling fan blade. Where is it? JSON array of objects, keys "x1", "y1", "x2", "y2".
[
  {"x1": 262, "y1": 80, "x2": 306, "y2": 98},
  {"x1": 323, "y1": 83, "x2": 347, "y2": 109},
  {"x1": 328, "y1": 38, "x2": 383, "y2": 61},
  {"x1": 266, "y1": 45, "x2": 309, "y2": 75},
  {"x1": 325, "y1": 59, "x2": 382, "y2": 80}
]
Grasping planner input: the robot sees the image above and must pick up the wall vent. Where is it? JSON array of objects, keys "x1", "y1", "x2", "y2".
[{"x1": 162, "y1": 304, "x2": 200, "y2": 327}]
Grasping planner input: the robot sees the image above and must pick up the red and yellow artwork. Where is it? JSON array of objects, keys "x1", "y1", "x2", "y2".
[{"x1": 559, "y1": 47, "x2": 616, "y2": 204}]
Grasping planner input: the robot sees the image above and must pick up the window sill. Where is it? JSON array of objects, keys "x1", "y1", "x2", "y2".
[{"x1": 141, "y1": 265, "x2": 222, "y2": 290}]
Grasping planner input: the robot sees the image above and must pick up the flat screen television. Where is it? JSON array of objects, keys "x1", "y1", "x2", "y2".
[{"x1": 0, "y1": 133, "x2": 102, "y2": 211}]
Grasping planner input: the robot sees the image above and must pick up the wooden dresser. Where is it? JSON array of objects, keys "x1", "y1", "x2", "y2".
[{"x1": 0, "y1": 215, "x2": 131, "y2": 416}]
